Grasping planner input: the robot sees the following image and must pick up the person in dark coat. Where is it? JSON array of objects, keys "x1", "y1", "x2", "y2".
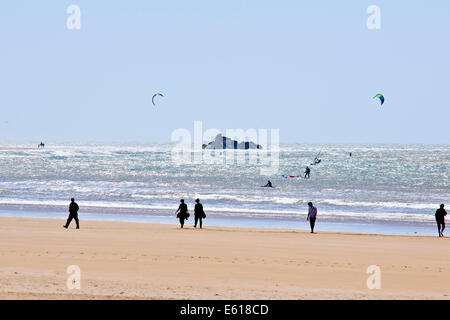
[
  {"x1": 435, "y1": 204, "x2": 447, "y2": 237},
  {"x1": 175, "y1": 199, "x2": 189, "y2": 228},
  {"x1": 306, "y1": 202, "x2": 317, "y2": 233},
  {"x1": 194, "y1": 198, "x2": 206, "y2": 229},
  {"x1": 63, "y1": 197, "x2": 79, "y2": 229}
]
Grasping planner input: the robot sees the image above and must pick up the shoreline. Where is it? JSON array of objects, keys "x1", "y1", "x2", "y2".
[
  {"x1": 1, "y1": 216, "x2": 449, "y2": 300},
  {"x1": 0, "y1": 214, "x2": 439, "y2": 238},
  {"x1": 0, "y1": 207, "x2": 439, "y2": 237}
]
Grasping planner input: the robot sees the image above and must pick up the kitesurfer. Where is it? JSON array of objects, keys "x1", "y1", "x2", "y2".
[{"x1": 304, "y1": 166, "x2": 311, "y2": 179}]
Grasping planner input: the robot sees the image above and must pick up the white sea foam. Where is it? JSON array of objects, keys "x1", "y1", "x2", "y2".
[{"x1": 318, "y1": 199, "x2": 438, "y2": 210}]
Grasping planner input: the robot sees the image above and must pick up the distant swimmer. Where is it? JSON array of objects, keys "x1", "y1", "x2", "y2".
[
  {"x1": 304, "y1": 166, "x2": 311, "y2": 179},
  {"x1": 262, "y1": 180, "x2": 273, "y2": 188},
  {"x1": 435, "y1": 204, "x2": 447, "y2": 237}
]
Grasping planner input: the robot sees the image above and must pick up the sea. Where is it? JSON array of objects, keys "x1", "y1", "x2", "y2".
[{"x1": 0, "y1": 142, "x2": 448, "y2": 236}]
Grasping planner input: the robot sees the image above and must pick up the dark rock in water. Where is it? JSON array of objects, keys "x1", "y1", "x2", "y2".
[{"x1": 202, "y1": 134, "x2": 263, "y2": 150}]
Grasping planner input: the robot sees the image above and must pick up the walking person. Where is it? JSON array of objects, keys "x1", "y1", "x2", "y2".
[
  {"x1": 175, "y1": 199, "x2": 189, "y2": 228},
  {"x1": 307, "y1": 202, "x2": 317, "y2": 233},
  {"x1": 194, "y1": 198, "x2": 206, "y2": 229},
  {"x1": 63, "y1": 197, "x2": 80, "y2": 229},
  {"x1": 435, "y1": 204, "x2": 447, "y2": 237}
]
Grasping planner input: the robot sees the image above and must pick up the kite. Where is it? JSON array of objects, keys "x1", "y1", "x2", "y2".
[
  {"x1": 282, "y1": 175, "x2": 301, "y2": 179},
  {"x1": 373, "y1": 94, "x2": 384, "y2": 106},
  {"x1": 152, "y1": 93, "x2": 164, "y2": 106}
]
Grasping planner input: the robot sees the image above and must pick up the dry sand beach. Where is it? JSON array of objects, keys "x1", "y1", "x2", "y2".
[{"x1": 1, "y1": 217, "x2": 449, "y2": 300}]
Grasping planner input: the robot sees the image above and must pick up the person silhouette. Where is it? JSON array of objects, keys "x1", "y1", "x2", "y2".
[
  {"x1": 63, "y1": 197, "x2": 79, "y2": 229},
  {"x1": 435, "y1": 204, "x2": 447, "y2": 237},
  {"x1": 263, "y1": 180, "x2": 273, "y2": 187},
  {"x1": 304, "y1": 166, "x2": 311, "y2": 179},
  {"x1": 175, "y1": 199, "x2": 189, "y2": 228},
  {"x1": 307, "y1": 202, "x2": 317, "y2": 233},
  {"x1": 194, "y1": 198, "x2": 206, "y2": 229}
]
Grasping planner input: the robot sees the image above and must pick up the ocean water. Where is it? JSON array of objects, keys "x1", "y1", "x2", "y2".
[{"x1": 0, "y1": 142, "x2": 448, "y2": 236}]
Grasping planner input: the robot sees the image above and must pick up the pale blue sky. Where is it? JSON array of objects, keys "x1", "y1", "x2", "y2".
[{"x1": 0, "y1": 1, "x2": 449, "y2": 143}]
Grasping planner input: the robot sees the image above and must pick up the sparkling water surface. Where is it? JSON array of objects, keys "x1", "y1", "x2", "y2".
[{"x1": 1, "y1": 142, "x2": 448, "y2": 235}]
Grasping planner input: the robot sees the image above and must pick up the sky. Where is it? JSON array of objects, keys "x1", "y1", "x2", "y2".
[{"x1": 0, "y1": 1, "x2": 449, "y2": 144}]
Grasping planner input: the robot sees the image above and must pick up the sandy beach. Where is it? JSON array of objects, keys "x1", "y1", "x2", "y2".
[{"x1": 0, "y1": 216, "x2": 449, "y2": 300}]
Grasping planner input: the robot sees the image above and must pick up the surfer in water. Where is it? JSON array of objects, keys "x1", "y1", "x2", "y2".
[
  {"x1": 263, "y1": 180, "x2": 273, "y2": 188},
  {"x1": 304, "y1": 166, "x2": 311, "y2": 179}
]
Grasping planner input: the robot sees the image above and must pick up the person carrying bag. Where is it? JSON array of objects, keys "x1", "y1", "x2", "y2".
[{"x1": 194, "y1": 198, "x2": 206, "y2": 229}]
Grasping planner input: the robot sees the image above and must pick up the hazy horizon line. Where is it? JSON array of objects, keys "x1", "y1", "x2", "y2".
[{"x1": 0, "y1": 140, "x2": 449, "y2": 146}]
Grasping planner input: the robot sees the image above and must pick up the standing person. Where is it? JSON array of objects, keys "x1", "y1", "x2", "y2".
[
  {"x1": 175, "y1": 199, "x2": 189, "y2": 228},
  {"x1": 435, "y1": 204, "x2": 447, "y2": 237},
  {"x1": 304, "y1": 166, "x2": 311, "y2": 179},
  {"x1": 307, "y1": 202, "x2": 317, "y2": 233},
  {"x1": 63, "y1": 197, "x2": 79, "y2": 229},
  {"x1": 194, "y1": 198, "x2": 206, "y2": 229}
]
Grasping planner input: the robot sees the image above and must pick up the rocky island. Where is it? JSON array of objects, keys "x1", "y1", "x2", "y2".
[{"x1": 202, "y1": 134, "x2": 263, "y2": 150}]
